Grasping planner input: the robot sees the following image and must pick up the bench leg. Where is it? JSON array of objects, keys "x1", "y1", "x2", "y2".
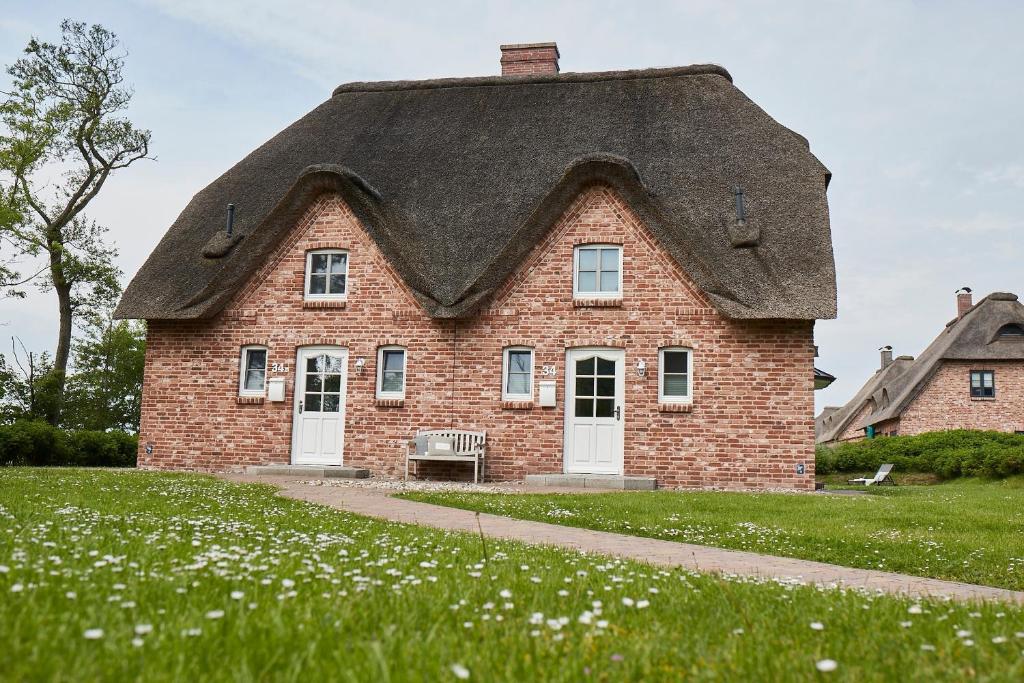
[
  {"x1": 405, "y1": 456, "x2": 409, "y2": 481},
  {"x1": 474, "y1": 459, "x2": 478, "y2": 484}
]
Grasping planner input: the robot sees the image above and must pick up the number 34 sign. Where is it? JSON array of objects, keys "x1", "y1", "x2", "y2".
[{"x1": 270, "y1": 363, "x2": 289, "y2": 373}]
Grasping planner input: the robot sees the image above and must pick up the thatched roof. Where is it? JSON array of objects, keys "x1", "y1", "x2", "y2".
[
  {"x1": 817, "y1": 292, "x2": 1024, "y2": 443},
  {"x1": 115, "y1": 64, "x2": 836, "y2": 321}
]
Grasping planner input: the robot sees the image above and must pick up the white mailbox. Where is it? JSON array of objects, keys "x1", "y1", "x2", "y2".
[
  {"x1": 538, "y1": 380, "x2": 556, "y2": 408},
  {"x1": 267, "y1": 377, "x2": 286, "y2": 402}
]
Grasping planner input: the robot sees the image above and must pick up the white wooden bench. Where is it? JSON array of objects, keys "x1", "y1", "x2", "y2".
[{"x1": 406, "y1": 429, "x2": 487, "y2": 483}]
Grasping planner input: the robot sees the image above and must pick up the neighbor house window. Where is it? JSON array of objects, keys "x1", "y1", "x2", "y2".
[
  {"x1": 305, "y1": 249, "x2": 348, "y2": 299},
  {"x1": 970, "y1": 370, "x2": 994, "y2": 398},
  {"x1": 502, "y1": 347, "x2": 534, "y2": 401},
  {"x1": 376, "y1": 346, "x2": 406, "y2": 399},
  {"x1": 659, "y1": 347, "x2": 692, "y2": 403},
  {"x1": 239, "y1": 345, "x2": 268, "y2": 396},
  {"x1": 573, "y1": 245, "x2": 622, "y2": 298}
]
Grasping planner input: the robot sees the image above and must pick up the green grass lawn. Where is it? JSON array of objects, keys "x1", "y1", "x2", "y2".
[
  {"x1": 3, "y1": 470, "x2": 1024, "y2": 682},
  {"x1": 401, "y1": 478, "x2": 1024, "y2": 592}
]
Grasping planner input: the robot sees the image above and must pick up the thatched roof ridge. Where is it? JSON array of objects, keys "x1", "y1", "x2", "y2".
[{"x1": 115, "y1": 63, "x2": 836, "y2": 321}]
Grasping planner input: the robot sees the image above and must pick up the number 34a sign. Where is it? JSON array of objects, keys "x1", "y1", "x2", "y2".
[{"x1": 270, "y1": 363, "x2": 288, "y2": 373}]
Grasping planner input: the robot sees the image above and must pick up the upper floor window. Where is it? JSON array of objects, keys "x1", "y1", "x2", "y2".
[
  {"x1": 502, "y1": 347, "x2": 534, "y2": 401},
  {"x1": 998, "y1": 323, "x2": 1024, "y2": 337},
  {"x1": 305, "y1": 249, "x2": 348, "y2": 300},
  {"x1": 239, "y1": 345, "x2": 267, "y2": 396},
  {"x1": 376, "y1": 346, "x2": 406, "y2": 399},
  {"x1": 573, "y1": 245, "x2": 621, "y2": 298},
  {"x1": 970, "y1": 370, "x2": 994, "y2": 398},
  {"x1": 659, "y1": 347, "x2": 692, "y2": 403}
]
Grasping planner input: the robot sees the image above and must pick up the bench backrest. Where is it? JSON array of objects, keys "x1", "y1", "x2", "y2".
[{"x1": 417, "y1": 429, "x2": 486, "y2": 454}]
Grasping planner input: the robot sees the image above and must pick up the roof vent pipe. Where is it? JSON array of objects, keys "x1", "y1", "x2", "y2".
[
  {"x1": 956, "y1": 286, "x2": 972, "y2": 319},
  {"x1": 226, "y1": 204, "x2": 236, "y2": 237},
  {"x1": 879, "y1": 345, "x2": 893, "y2": 370}
]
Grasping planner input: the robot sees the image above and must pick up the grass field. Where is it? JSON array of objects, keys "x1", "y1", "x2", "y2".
[
  {"x1": 3, "y1": 469, "x2": 1024, "y2": 681},
  {"x1": 402, "y1": 478, "x2": 1024, "y2": 591}
]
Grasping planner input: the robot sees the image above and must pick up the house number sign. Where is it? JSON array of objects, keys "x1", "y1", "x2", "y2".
[
  {"x1": 271, "y1": 363, "x2": 289, "y2": 373},
  {"x1": 541, "y1": 365, "x2": 556, "y2": 376}
]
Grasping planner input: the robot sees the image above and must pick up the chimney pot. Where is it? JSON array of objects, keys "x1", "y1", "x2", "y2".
[
  {"x1": 879, "y1": 345, "x2": 893, "y2": 370},
  {"x1": 500, "y1": 42, "x2": 560, "y2": 76},
  {"x1": 956, "y1": 287, "x2": 973, "y2": 319}
]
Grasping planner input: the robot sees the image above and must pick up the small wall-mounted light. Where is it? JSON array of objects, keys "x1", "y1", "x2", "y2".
[
  {"x1": 636, "y1": 359, "x2": 647, "y2": 378},
  {"x1": 355, "y1": 357, "x2": 366, "y2": 374}
]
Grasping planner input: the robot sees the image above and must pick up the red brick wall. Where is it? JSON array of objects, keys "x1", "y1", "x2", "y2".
[
  {"x1": 138, "y1": 185, "x2": 817, "y2": 489},
  {"x1": 896, "y1": 360, "x2": 1024, "y2": 435}
]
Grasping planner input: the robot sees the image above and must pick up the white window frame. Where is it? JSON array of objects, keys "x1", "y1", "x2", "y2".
[
  {"x1": 304, "y1": 249, "x2": 349, "y2": 301},
  {"x1": 239, "y1": 345, "x2": 268, "y2": 397},
  {"x1": 658, "y1": 347, "x2": 693, "y2": 403},
  {"x1": 502, "y1": 347, "x2": 535, "y2": 401},
  {"x1": 573, "y1": 244, "x2": 623, "y2": 299},
  {"x1": 376, "y1": 346, "x2": 407, "y2": 399}
]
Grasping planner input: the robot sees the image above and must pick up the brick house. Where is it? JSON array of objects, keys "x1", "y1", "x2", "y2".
[
  {"x1": 115, "y1": 43, "x2": 837, "y2": 489},
  {"x1": 816, "y1": 289, "x2": 1024, "y2": 444}
]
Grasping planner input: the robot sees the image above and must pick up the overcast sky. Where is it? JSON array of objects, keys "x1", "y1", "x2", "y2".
[{"x1": 2, "y1": 0, "x2": 1022, "y2": 412}]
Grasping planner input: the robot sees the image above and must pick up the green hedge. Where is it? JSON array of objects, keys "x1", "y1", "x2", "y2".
[
  {"x1": 0, "y1": 420, "x2": 137, "y2": 467},
  {"x1": 816, "y1": 430, "x2": 1024, "y2": 479}
]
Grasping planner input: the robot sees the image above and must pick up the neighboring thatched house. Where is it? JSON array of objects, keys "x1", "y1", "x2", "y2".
[
  {"x1": 116, "y1": 43, "x2": 837, "y2": 489},
  {"x1": 817, "y1": 289, "x2": 1024, "y2": 444}
]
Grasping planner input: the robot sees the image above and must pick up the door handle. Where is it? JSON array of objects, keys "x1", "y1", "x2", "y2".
[
  {"x1": 614, "y1": 406, "x2": 621, "y2": 421},
  {"x1": 299, "y1": 400, "x2": 304, "y2": 413}
]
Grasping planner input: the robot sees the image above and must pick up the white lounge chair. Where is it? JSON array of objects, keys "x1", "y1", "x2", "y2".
[{"x1": 848, "y1": 463, "x2": 896, "y2": 486}]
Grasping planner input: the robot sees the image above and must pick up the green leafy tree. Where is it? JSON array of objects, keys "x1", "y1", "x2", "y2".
[
  {"x1": 0, "y1": 20, "x2": 151, "y2": 424},
  {"x1": 63, "y1": 312, "x2": 145, "y2": 432},
  {"x1": 0, "y1": 339, "x2": 58, "y2": 423}
]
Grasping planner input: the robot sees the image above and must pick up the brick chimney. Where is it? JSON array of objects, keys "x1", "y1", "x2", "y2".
[
  {"x1": 879, "y1": 345, "x2": 893, "y2": 370},
  {"x1": 956, "y1": 287, "x2": 973, "y2": 319},
  {"x1": 500, "y1": 42, "x2": 559, "y2": 76}
]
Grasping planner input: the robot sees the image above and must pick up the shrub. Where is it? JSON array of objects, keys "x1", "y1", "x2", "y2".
[
  {"x1": 0, "y1": 420, "x2": 137, "y2": 467},
  {"x1": 816, "y1": 430, "x2": 1024, "y2": 480}
]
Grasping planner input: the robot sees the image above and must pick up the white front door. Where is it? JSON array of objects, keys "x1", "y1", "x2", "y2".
[
  {"x1": 564, "y1": 348, "x2": 625, "y2": 474},
  {"x1": 291, "y1": 346, "x2": 347, "y2": 465}
]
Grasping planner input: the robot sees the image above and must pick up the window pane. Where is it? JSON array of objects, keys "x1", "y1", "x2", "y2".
[
  {"x1": 244, "y1": 369, "x2": 265, "y2": 391},
  {"x1": 310, "y1": 254, "x2": 329, "y2": 273},
  {"x1": 578, "y1": 248, "x2": 598, "y2": 271},
  {"x1": 596, "y1": 377, "x2": 615, "y2": 397},
  {"x1": 309, "y1": 274, "x2": 327, "y2": 294},
  {"x1": 971, "y1": 373, "x2": 981, "y2": 388},
  {"x1": 329, "y1": 274, "x2": 346, "y2": 294},
  {"x1": 325, "y1": 355, "x2": 345, "y2": 373},
  {"x1": 382, "y1": 371, "x2": 404, "y2": 393},
  {"x1": 664, "y1": 374, "x2": 689, "y2": 397},
  {"x1": 575, "y1": 398, "x2": 593, "y2": 417},
  {"x1": 599, "y1": 270, "x2": 619, "y2": 293},
  {"x1": 575, "y1": 377, "x2": 594, "y2": 396},
  {"x1": 595, "y1": 399, "x2": 615, "y2": 418},
  {"x1": 506, "y1": 373, "x2": 530, "y2": 395},
  {"x1": 323, "y1": 374, "x2": 341, "y2": 392},
  {"x1": 596, "y1": 358, "x2": 615, "y2": 375},
  {"x1": 305, "y1": 394, "x2": 321, "y2": 412},
  {"x1": 578, "y1": 271, "x2": 597, "y2": 292},
  {"x1": 576, "y1": 357, "x2": 595, "y2": 375},
  {"x1": 307, "y1": 356, "x2": 324, "y2": 372},
  {"x1": 246, "y1": 349, "x2": 267, "y2": 371},
  {"x1": 600, "y1": 248, "x2": 619, "y2": 271},
  {"x1": 306, "y1": 374, "x2": 322, "y2": 391},
  {"x1": 330, "y1": 254, "x2": 347, "y2": 273},
  {"x1": 663, "y1": 351, "x2": 687, "y2": 374},
  {"x1": 322, "y1": 394, "x2": 340, "y2": 412},
  {"x1": 509, "y1": 351, "x2": 531, "y2": 374},
  {"x1": 383, "y1": 350, "x2": 404, "y2": 372},
  {"x1": 983, "y1": 373, "x2": 994, "y2": 388}
]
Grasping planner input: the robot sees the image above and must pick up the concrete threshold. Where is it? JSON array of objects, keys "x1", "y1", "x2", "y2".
[
  {"x1": 245, "y1": 465, "x2": 370, "y2": 479},
  {"x1": 524, "y1": 473, "x2": 657, "y2": 490}
]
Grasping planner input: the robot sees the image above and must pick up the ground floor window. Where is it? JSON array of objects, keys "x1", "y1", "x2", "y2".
[
  {"x1": 239, "y1": 345, "x2": 267, "y2": 396},
  {"x1": 377, "y1": 346, "x2": 407, "y2": 399},
  {"x1": 658, "y1": 347, "x2": 692, "y2": 403},
  {"x1": 502, "y1": 347, "x2": 534, "y2": 400},
  {"x1": 970, "y1": 370, "x2": 994, "y2": 398}
]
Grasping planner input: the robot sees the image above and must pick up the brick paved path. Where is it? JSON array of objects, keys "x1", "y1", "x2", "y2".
[{"x1": 223, "y1": 475, "x2": 1024, "y2": 604}]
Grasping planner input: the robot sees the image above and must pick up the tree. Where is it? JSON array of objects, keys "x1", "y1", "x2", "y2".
[
  {"x1": 0, "y1": 339, "x2": 58, "y2": 423},
  {"x1": 0, "y1": 20, "x2": 151, "y2": 423},
  {"x1": 63, "y1": 312, "x2": 145, "y2": 432}
]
